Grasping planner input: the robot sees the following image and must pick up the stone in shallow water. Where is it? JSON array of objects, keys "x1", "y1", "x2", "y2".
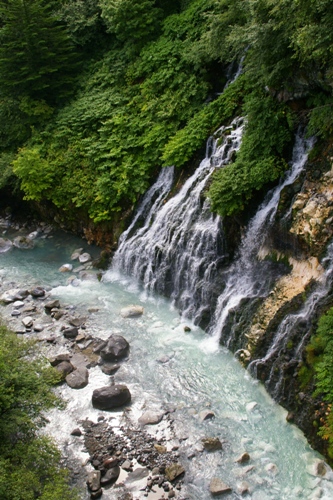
[
  {"x1": 120, "y1": 305, "x2": 144, "y2": 318},
  {"x1": 138, "y1": 410, "x2": 164, "y2": 425},
  {"x1": 87, "y1": 470, "x2": 101, "y2": 492},
  {"x1": 79, "y1": 252, "x2": 92, "y2": 263},
  {"x1": 92, "y1": 384, "x2": 131, "y2": 410},
  {"x1": 49, "y1": 353, "x2": 71, "y2": 366},
  {"x1": 13, "y1": 235, "x2": 34, "y2": 249},
  {"x1": 29, "y1": 286, "x2": 45, "y2": 298},
  {"x1": 71, "y1": 428, "x2": 82, "y2": 437},
  {"x1": 44, "y1": 299, "x2": 60, "y2": 311},
  {"x1": 66, "y1": 367, "x2": 89, "y2": 389},
  {"x1": 62, "y1": 326, "x2": 79, "y2": 339},
  {"x1": 22, "y1": 316, "x2": 33, "y2": 328},
  {"x1": 71, "y1": 248, "x2": 83, "y2": 260},
  {"x1": 55, "y1": 361, "x2": 74, "y2": 378},
  {"x1": 0, "y1": 237, "x2": 13, "y2": 253},
  {"x1": 100, "y1": 334, "x2": 129, "y2": 362},
  {"x1": 199, "y1": 409, "x2": 215, "y2": 422},
  {"x1": 236, "y1": 452, "x2": 250, "y2": 464},
  {"x1": 59, "y1": 263, "x2": 73, "y2": 272},
  {"x1": 101, "y1": 363, "x2": 121, "y2": 375},
  {"x1": 165, "y1": 463, "x2": 185, "y2": 482},
  {"x1": 100, "y1": 466, "x2": 120, "y2": 486},
  {"x1": 201, "y1": 437, "x2": 222, "y2": 452},
  {"x1": 209, "y1": 477, "x2": 232, "y2": 496},
  {"x1": 12, "y1": 300, "x2": 25, "y2": 308},
  {"x1": 1, "y1": 288, "x2": 28, "y2": 303}
]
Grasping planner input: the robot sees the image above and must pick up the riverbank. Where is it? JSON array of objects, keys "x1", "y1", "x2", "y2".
[{"x1": 1, "y1": 222, "x2": 333, "y2": 499}]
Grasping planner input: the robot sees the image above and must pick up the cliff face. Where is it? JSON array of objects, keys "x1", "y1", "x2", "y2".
[{"x1": 226, "y1": 141, "x2": 333, "y2": 462}]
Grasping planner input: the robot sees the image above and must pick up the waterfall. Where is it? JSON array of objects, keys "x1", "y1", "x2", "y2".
[
  {"x1": 204, "y1": 132, "x2": 315, "y2": 351},
  {"x1": 249, "y1": 243, "x2": 333, "y2": 400},
  {"x1": 112, "y1": 117, "x2": 244, "y2": 324}
]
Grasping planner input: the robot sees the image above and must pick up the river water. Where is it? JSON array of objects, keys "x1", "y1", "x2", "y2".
[{"x1": 1, "y1": 229, "x2": 333, "y2": 499}]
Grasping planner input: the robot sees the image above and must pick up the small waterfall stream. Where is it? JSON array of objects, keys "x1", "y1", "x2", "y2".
[
  {"x1": 112, "y1": 117, "x2": 244, "y2": 324},
  {"x1": 1, "y1": 121, "x2": 333, "y2": 498},
  {"x1": 249, "y1": 243, "x2": 333, "y2": 400},
  {"x1": 206, "y1": 133, "x2": 315, "y2": 350}
]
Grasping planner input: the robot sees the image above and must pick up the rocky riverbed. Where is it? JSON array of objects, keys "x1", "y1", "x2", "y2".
[
  {"x1": 0, "y1": 220, "x2": 234, "y2": 500},
  {"x1": 1, "y1": 218, "x2": 333, "y2": 500}
]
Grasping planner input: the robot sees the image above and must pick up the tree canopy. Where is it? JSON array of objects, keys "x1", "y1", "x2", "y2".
[{"x1": 0, "y1": 0, "x2": 333, "y2": 228}]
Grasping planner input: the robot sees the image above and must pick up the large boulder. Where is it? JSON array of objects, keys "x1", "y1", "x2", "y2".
[
  {"x1": 0, "y1": 238, "x2": 13, "y2": 253},
  {"x1": 13, "y1": 235, "x2": 34, "y2": 249},
  {"x1": 0, "y1": 288, "x2": 28, "y2": 304},
  {"x1": 66, "y1": 367, "x2": 89, "y2": 389},
  {"x1": 62, "y1": 326, "x2": 79, "y2": 339},
  {"x1": 92, "y1": 384, "x2": 131, "y2": 410},
  {"x1": 100, "y1": 334, "x2": 129, "y2": 362}
]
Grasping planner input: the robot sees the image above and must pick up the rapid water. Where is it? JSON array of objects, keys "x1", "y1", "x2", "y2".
[
  {"x1": 207, "y1": 133, "x2": 315, "y2": 351},
  {"x1": 1, "y1": 230, "x2": 333, "y2": 499},
  {"x1": 113, "y1": 118, "x2": 244, "y2": 325},
  {"x1": 250, "y1": 242, "x2": 333, "y2": 400}
]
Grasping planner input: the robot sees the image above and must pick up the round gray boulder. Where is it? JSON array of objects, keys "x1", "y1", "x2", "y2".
[
  {"x1": 100, "y1": 334, "x2": 129, "y2": 362},
  {"x1": 92, "y1": 384, "x2": 131, "y2": 410}
]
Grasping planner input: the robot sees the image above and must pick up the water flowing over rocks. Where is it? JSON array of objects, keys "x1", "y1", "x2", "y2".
[{"x1": 2, "y1": 163, "x2": 333, "y2": 498}]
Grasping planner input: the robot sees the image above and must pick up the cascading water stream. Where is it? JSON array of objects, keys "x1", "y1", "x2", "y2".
[
  {"x1": 111, "y1": 117, "x2": 244, "y2": 324},
  {"x1": 205, "y1": 132, "x2": 315, "y2": 352},
  {"x1": 249, "y1": 243, "x2": 333, "y2": 400}
]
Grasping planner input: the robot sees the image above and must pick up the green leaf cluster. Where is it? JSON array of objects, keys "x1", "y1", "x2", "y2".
[
  {"x1": 0, "y1": 323, "x2": 77, "y2": 499},
  {"x1": 207, "y1": 91, "x2": 293, "y2": 216},
  {"x1": 2, "y1": 0, "x2": 333, "y2": 225},
  {"x1": 305, "y1": 308, "x2": 333, "y2": 458}
]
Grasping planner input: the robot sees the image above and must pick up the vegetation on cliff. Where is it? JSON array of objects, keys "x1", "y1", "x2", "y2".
[
  {"x1": 0, "y1": 323, "x2": 78, "y2": 499},
  {"x1": 302, "y1": 307, "x2": 333, "y2": 461},
  {"x1": 0, "y1": 0, "x2": 332, "y2": 231}
]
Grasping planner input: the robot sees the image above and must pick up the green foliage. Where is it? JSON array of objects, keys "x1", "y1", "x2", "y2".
[
  {"x1": 307, "y1": 93, "x2": 333, "y2": 138},
  {"x1": 3, "y1": 0, "x2": 333, "y2": 226},
  {"x1": 306, "y1": 307, "x2": 333, "y2": 457},
  {"x1": 0, "y1": 152, "x2": 16, "y2": 190},
  {"x1": 99, "y1": 0, "x2": 162, "y2": 44},
  {"x1": 162, "y1": 75, "x2": 244, "y2": 166},
  {"x1": 0, "y1": 323, "x2": 76, "y2": 499},
  {"x1": 0, "y1": 0, "x2": 77, "y2": 103},
  {"x1": 12, "y1": 147, "x2": 55, "y2": 201},
  {"x1": 208, "y1": 91, "x2": 293, "y2": 216},
  {"x1": 57, "y1": 0, "x2": 103, "y2": 47}
]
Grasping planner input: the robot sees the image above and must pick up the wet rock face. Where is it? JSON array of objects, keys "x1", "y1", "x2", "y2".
[{"x1": 92, "y1": 385, "x2": 131, "y2": 410}]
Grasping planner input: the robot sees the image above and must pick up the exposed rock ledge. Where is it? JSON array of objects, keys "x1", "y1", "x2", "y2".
[{"x1": 245, "y1": 255, "x2": 324, "y2": 355}]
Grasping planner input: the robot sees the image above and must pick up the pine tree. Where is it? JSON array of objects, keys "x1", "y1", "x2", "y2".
[{"x1": 0, "y1": 0, "x2": 77, "y2": 103}]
